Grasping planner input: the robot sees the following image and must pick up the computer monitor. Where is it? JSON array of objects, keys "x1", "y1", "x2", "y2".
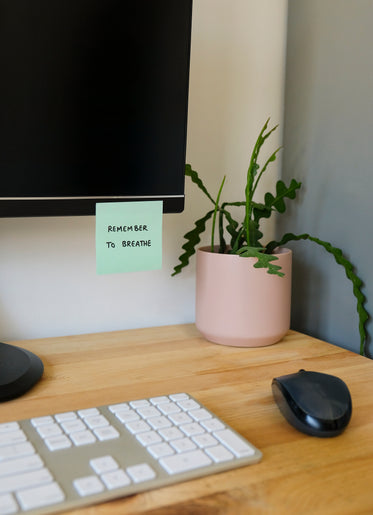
[
  {"x1": 0, "y1": 0, "x2": 193, "y2": 216},
  {"x1": 0, "y1": 0, "x2": 193, "y2": 399}
]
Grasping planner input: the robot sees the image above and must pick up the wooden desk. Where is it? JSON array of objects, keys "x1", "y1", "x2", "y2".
[{"x1": 2, "y1": 325, "x2": 373, "y2": 514}]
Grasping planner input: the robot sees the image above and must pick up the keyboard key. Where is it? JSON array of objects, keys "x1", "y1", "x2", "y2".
[
  {"x1": 205, "y1": 444, "x2": 234, "y2": 463},
  {"x1": 201, "y1": 418, "x2": 225, "y2": 432},
  {"x1": 94, "y1": 426, "x2": 120, "y2": 441},
  {"x1": 0, "y1": 467, "x2": 53, "y2": 495},
  {"x1": 192, "y1": 433, "x2": 218, "y2": 448},
  {"x1": 115, "y1": 411, "x2": 140, "y2": 424},
  {"x1": 70, "y1": 430, "x2": 96, "y2": 446},
  {"x1": 136, "y1": 431, "x2": 162, "y2": 447},
  {"x1": 31, "y1": 416, "x2": 54, "y2": 427},
  {"x1": 108, "y1": 402, "x2": 130, "y2": 413},
  {"x1": 149, "y1": 396, "x2": 170, "y2": 405},
  {"x1": 45, "y1": 435, "x2": 72, "y2": 452},
  {"x1": 160, "y1": 449, "x2": 212, "y2": 475},
  {"x1": 125, "y1": 420, "x2": 151, "y2": 435},
  {"x1": 189, "y1": 408, "x2": 212, "y2": 422},
  {"x1": 158, "y1": 427, "x2": 184, "y2": 441},
  {"x1": 0, "y1": 430, "x2": 27, "y2": 447},
  {"x1": 90, "y1": 456, "x2": 118, "y2": 474},
  {"x1": 61, "y1": 420, "x2": 86, "y2": 434},
  {"x1": 101, "y1": 469, "x2": 131, "y2": 490},
  {"x1": 0, "y1": 493, "x2": 18, "y2": 515},
  {"x1": 148, "y1": 416, "x2": 172, "y2": 430},
  {"x1": 0, "y1": 454, "x2": 43, "y2": 478},
  {"x1": 78, "y1": 408, "x2": 100, "y2": 419},
  {"x1": 180, "y1": 422, "x2": 205, "y2": 437},
  {"x1": 130, "y1": 400, "x2": 150, "y2": 409},
  {"x1": 169, "y1": 393, "x2": 189, "y2": 402},
  {"x1": 213, "y1": 429, "x2": 256, "y2": 458},
  {"x1": 84, "y1": 415, "x2": 109, "y2": 429},
  {"x1": 0, "y1": 423, "x2": 19, "y2": 434},
  {"x1": 37, "y1": 423, "x2": 63, "y2": 438},
  {"x1": 177, "y1": 399, "x2": 200, "y2": 411},
  {"x1": 136, "y1": 406, "x2": 161, "y2": 419},
  {"x1": 74, "y1": 476, "x2": 104, "y2": 496},
  {"x1": 158, "y1": 402, "x2": 181, "y2": 415},
  {"x1": 147, "y1": 442, "x2": 174, "y2": 459},
  {"x1": 0, "y1": 442, "x2": 35, "y2": 462},
  {"x1": 16, "y1": 482, "x2": 65, "y2": 511},
  {"x1": 54, "y1": 412, "x2": 77, "y2": 423},
  {"x1": 170, "y1": 437, "x2": 197, "y2": 453},
  {"x1": 168, "y1": 412, "x2": 193, "y2": 425},
  {"x1": 126, "y1": 463, "x2": 156, "y2": 483}
]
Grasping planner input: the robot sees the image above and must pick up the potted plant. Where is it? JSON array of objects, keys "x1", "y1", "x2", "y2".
[{"x1": 172, "y1": 119, "x2": 369, "y2": 355}]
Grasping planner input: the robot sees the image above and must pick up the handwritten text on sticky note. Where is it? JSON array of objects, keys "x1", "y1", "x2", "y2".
[{"x1": 96, "y1": 201, "x2": 163, "y2": 274}]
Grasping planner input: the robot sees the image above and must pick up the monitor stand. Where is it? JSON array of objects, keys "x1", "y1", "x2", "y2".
[{"x1": 0, "y1": 342, "x2": 44, "y2": 401}]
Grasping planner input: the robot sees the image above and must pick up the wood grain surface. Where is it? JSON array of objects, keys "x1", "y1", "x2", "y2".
[{"x1": 1, "y1": 325, "x2": 372, "y2": 514}]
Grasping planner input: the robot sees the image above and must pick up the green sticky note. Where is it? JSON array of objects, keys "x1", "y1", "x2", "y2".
[{"x1": 96, "y1": 201, "x2": 163, "y2": 274}]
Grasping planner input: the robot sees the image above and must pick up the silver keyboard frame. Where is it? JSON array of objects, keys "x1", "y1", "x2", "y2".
[{"x1": 2, "y1": 394, "x2": 262, "y2": 514}]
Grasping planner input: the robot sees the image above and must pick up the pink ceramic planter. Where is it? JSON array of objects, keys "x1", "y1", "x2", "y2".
[{"x1": 195, "y1": 246, "x2": 292, "y2": 347}]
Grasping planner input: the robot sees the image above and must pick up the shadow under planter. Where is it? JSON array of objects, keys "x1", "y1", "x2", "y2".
[{"x1": 195, "y1": 246, "x2": 292, "y2": 347}]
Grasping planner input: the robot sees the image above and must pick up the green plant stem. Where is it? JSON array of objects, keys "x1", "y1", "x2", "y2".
[
  {"x1": 245, "y1": 162, "x2": 257, "y2": 247},
  {"x1": 244, "y1": 126, "x2": 264, "y2": 246},
  {"x1": 244, "y1": 119, "x2": 278, "y2": 247},
  {"x1": 211, "y1": 176, "x2": 226, "y2": 252},
  {"x1": 252, "y1": 146, "x2": 282, "y2": 198},
  {"x1": 266, "y1": 233, "x2": 369, "y2": 356}
]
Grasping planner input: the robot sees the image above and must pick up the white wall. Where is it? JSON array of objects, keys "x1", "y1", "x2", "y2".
[{"x1": 0, "y1": 0, "x2": 288, "y2": 341}]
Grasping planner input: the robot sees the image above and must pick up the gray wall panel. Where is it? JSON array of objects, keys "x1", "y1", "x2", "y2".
[{"x1": 280, "y1": 0, "x2": 373, "y2": 355}]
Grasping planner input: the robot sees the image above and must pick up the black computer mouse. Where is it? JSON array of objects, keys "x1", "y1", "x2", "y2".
[
  {"x1": 0, "y1": 342, "x2": 44, "y2": 402},
  {"x1": 272, "y1": 369, "x2": 352, "y2": 437}
]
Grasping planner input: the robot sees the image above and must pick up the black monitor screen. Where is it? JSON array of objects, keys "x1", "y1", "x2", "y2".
[{"x1": 0, "y1": 0, "x2": 192, "y2": 216}]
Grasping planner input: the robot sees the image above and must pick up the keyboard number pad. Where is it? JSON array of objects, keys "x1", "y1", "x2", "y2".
[{"x1": 113, "y1": 394, "x2": 256, "y2": 475}]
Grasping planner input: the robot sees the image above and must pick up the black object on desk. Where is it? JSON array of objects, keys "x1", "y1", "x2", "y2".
[
  {"x1": 0, "y1": 342, "x2": 44, "y2": 401},
  {"x1": 272, "y1": 369, "x2": 352, "y2": 437}
]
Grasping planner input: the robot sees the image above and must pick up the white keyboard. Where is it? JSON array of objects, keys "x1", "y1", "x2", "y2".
[{"x1": 0, "y1": 393, "x2": 262, "y2": 515}]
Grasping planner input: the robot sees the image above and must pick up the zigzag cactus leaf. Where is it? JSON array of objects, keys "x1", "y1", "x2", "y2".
[
  {"x1": 264, "y1": 179, "x2": 301, "y2": 215},
  {"x1": 266, "y1": 233, "x2": 369, "y2": 356},
  {"x1": 172, "y1": 210, "x2": 214, "y2": 276},
  {"x1": 185, "y1": 164, "x2": 215, "y2": 204},
  {"x1": 237, "y1": 246, "x2": 284, "y2": 276}
]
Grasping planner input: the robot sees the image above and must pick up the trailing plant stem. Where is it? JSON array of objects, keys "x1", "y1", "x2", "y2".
[{"x1": 266, "y1": 233, "x2": 369, "y2": 356}]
